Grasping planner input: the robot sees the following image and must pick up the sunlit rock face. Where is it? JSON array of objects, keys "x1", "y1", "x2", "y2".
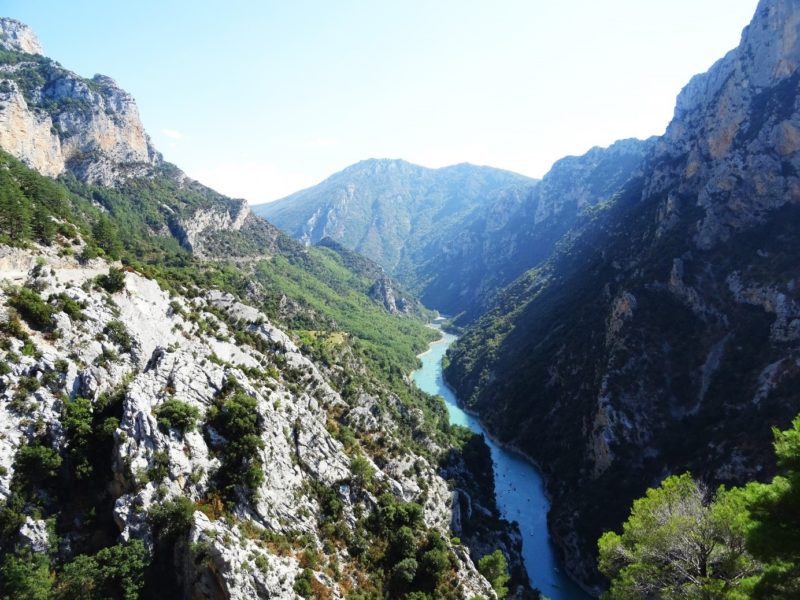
[{"x1": 0, "y1": 18, "x2": 159, "y2": 185}]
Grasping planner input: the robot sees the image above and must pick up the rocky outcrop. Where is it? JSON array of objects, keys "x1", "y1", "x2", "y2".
[
  {"x1": 0, "y1": 245, "x2": 496, "y2": 598},
  {"x1": 368, "y1": 276, "x2": 409, "y2": 314},
  {"x1": 0, "y1": 20, "x2": 159, "y2": 185},
  {"x1": 0, "y1": 18, "x2": 43, "y2": 55},
  {"x1": 172, "y1": 198, "x2": 252, "y2": 253}
]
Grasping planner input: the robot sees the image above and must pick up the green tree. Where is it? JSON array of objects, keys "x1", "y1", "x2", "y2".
[
  {"x1": 0, "y1": 170, "x2": 31, "y2": 243},
  {"x1": 0, "y1": 549, "x2": 53, "y2": 600},
  {"x1": 91, "y1": 215, "x2": 122, "y2": 259},
  {"x1": 31, "y1": 206, "x2": 55, "y2": 245},
  {"x1": 97, "y1": 268, "x2": 126, "y2": 293},
  {"x1": 56, "y1": 539, "x2": 148, "y2": 600},
  {"x1": 745, "y1": 416, "x2": 800, "y2": 597},
  {"x1": 62, "y1": 397, "x2": 94, "y2": 479},
  {"x1": 349, "y1": 453, "x2": 375, "y2": 492},
  {"x1": 598, "y1": 473, "x2": 759, "y2": 599},
  {"x1": 477, "y1": 549, "x2": 510, "y2": 599}
]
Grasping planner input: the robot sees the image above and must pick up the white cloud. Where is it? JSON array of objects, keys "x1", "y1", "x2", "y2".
[
  {"x1": 188, "y1": 161, "x2": 318, "y2": 205},
  {"x1": 161, "y1": 129, "x2": 184, "y2": 140}
]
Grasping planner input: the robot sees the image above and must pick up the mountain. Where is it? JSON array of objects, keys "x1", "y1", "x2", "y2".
[
  {"x1": 446, "y1": 0, "x2": 800, "y2": 589},
  {"x1": 419, "y1": 138, "x2": 654, "y2": 324},
  {"x1": 253, "y1": 159, "x2": 536, "y2": 314},
  {"x1": 254, "y1": 144, "x2": 654, "y2": 326},
  {"x1": 0, "y1": 19, "x2": 528, "y2": 599}
]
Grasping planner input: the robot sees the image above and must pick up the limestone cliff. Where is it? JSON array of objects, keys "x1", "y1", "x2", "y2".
[
  {"x1": 0, "y1": 18, "x2": 159, "y2": 185},
  {"x1": 0, "y1": 244, "x2": 496, "y2": 598}
]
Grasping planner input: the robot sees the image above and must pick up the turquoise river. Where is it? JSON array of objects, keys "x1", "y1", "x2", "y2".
[{"x1": 411, "y1": 328, "x2": 590, "y2": 600}]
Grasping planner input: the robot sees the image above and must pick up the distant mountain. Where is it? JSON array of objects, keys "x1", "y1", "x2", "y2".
[
  {"x1": 255, "y1": 142, "x2": 657, "y2": 325},
  {"x1": 447, "y1": 0, "x2": 800, "y2": 589},
  {"x1": 253, "y1": 159, "x2": 536, "y2": 314}
]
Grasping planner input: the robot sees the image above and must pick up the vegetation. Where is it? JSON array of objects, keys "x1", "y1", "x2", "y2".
[
  {"x1": 205, "y1": 384, "x2": 265, "y2": 503},
  {"x1": 599, "y1": 416, "x2": 800, "y2": 598},
  {"x1": 7, "y1": 286, "x2": 55, "y2": 331},
  {"x1": 477, "y1": 550, "x2": 510, "y2": 599},
  {"x1": 155, "y1": 399, "x2": 200, "y2": 435}
]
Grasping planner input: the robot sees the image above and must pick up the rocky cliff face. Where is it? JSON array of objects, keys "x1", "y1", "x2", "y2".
[
  {"x1": 0, "y1": 18, "x2": 43, "y2": 55},
  {"x1": 0, "y1": 244, "x2": 496, "y2": 598},
  {"x1": 0, "y1": 19, "x2": 159, "y2": 185},
  {"x1": 447, "y1": 0, "x2": 800, "y2": 591}
]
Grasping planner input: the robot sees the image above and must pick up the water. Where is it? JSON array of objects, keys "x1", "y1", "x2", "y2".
[{"x1": 412, "y1": 328, "x2": 590, "y2": 600}]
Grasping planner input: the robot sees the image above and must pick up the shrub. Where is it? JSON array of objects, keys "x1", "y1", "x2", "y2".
[
  {"x1": 97, "y1": 268, "x2": 126, "y2": 293},
  {"x1": 53, "y1": 293, "x2": 85, "y2": 321},
  {"x1": 56, "y1": 539, "x2": 148, "y2": 600},
  {"x1": 15, "y1": 442, "x2": 62, "y2": 489},
  {"x1": 477, "y1": 549, "x2": 510, "y2": 599},
  {"x1": 7, "y1": 287, "x2": 54, "y2": 331},
  {"x1": 0, "y1": 548, "x2": 53, "y2": 600},
  {"x1": 206, "y1": 390, "x2": 265, "y2": 502},
  {"x1": 147, "y1": 496, "x2": 195, "y2": 541},
  {"x1": 391, "y1": 557, "x2": 419, "y2": 588},
  {"x1": 104, "y1": 320, "x2": 132, "y2": 352},
  {"x1": 155, "y1": 399, "x2": 200, "y2": 435}
]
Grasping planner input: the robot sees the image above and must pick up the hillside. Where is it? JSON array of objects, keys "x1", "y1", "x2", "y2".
[
  {"x1": 446, "y1": 0, "x2": 800, "y2": 589},
  {"x1": 0, "y1": 18, "x2": 528, "y2": 599},
  {"x1": 254, "y1": 143, "x2": 655, "y2": 326}
]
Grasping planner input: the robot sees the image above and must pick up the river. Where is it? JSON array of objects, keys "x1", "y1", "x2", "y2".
[{"x1": 411, "y1": 327, "x2": 590, "y2": 600}]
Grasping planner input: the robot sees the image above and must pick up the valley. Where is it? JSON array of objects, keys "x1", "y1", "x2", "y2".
[{"x1": 1, "y1": 0, "x2": 800, "y2": 598}]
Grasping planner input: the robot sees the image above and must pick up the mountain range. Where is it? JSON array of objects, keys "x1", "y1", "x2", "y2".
[
  {"x1": 1, "y1": 0, "x2": 799, "y2": 597},
  {"x1": 254, "y1": 0, "x2": 800, "y2": 591}
]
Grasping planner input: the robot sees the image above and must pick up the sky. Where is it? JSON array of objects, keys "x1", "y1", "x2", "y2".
[{"x1": 4, "y1": 0, "x2": 758, "y2": 204}]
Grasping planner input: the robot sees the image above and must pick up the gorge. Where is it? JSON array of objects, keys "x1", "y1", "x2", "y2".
[{"x1": 1, "y1": 0, "x2": 799, "y2": 597}]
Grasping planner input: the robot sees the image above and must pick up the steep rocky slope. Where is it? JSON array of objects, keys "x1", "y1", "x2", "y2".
[
  {"x1": 0, "y1": 245, "x2": 496, "y2": 598},
  {"x1": 0, "y1": 19, "x2": 530, "y2": 599},
  {"x1": 420, "y1": 138, "x2": 653, "y2": 324},
  {"x1": 0, "y1": 18, "x2": 159, "y2": 185},
  {"x1": 447, "y1": 0, "x2": 800, "y2": 590}
]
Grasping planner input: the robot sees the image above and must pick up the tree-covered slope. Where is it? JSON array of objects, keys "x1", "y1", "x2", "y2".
[{"x1": 446, "y1": 0, "x2": 800, "y2": 590}]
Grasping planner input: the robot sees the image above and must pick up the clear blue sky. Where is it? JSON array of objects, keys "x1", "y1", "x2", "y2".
[{"x1": 5, "y1": 0, "x2": 758, "y2": 203}]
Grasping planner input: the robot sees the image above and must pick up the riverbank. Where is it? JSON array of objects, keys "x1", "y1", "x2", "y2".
[{"x1": 412, "y1": 327, "x2": 591, "y2": 600}]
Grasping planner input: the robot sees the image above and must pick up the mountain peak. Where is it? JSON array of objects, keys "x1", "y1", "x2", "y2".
[{"x1": 0, "y1": 18, "x2": 43, "y2": 55}]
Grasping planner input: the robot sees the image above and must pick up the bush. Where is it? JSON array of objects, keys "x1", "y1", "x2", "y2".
[
  {"x1": 15, "y1": 442, "x2": 62, "y2": 488},
  {"x1": 155, "y1": 399, "x2": 200, "y2": 435},
  {"x1": 97, "y1": 268, "x2": 126, "y2": 293},
  {"x1": 206, "y1": 390, "x2": 265, "y2": 502},
  {"x1": 0, "y1": 548, "x2": 53, "y2": 600},
  {"x1": 391, "y1": 557, "x2": 418, "y2": 588},
  {"x1": 147, "y1": 496, "x2": 195, "y2": 541},
  {"x1": 477, "y1": 549, "x2": 510, "y2": 599},
  {"x1": 8, "y1": 287, "x2": 54, "y2": 330},
  {"x1": 56, "y1": 539, "x2": 148, "y2": 600},
  {"x1": 104, "y1": 320, "x2": 132, "y2": 352}
]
